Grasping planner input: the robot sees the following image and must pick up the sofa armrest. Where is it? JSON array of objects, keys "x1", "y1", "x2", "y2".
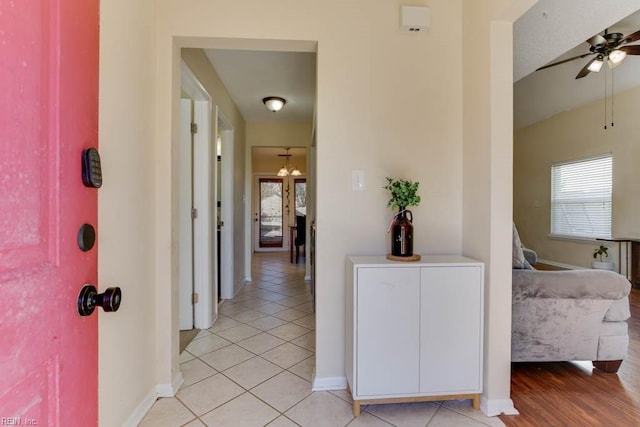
[
  {"x1": 512, "y1": 269, "x2": 631, "y2": 301},
  {"x1": 522, "y1": 248, "x2": 537, "y2": 266}
]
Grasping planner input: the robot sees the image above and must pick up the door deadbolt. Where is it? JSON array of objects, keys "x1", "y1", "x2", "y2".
[{"x1": 77, "y1": 285, "x2": 122, "y2": 316}]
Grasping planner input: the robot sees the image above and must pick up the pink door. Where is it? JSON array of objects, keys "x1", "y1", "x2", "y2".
[{"x1": 0, "y1": 0, "x2": 100, "y2": 424}]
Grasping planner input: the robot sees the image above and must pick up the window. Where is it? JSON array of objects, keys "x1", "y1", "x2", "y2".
[
  {"x1": 294, "y1": 179, "x2": 306, "y2": 217},
  {"x1": 551, "y1": 154, "x2": 612, "y2": 239}
]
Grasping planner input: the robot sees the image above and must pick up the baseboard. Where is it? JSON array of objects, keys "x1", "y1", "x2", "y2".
[
  {"x1": 481, "y1": 397, "x2": 519, "y2": 416},
  {"x1": 537, "y1": 258, "x2": 582, "y2": 270},
  {"x1": 157, "y1": 371, "x2": 184, "y2": 397},
  {"x1": 231, "y1": 279, "x2": 247, "y2": 299},
  {"x1": 121, "y1": 373, "x2": 184, "y2": 427},
  {"x1": 312, "y1": 374, "x2": 347, "y2": 391},
  {"x1": 121, "y1": 386, "x2": 159, "y2": 427}
]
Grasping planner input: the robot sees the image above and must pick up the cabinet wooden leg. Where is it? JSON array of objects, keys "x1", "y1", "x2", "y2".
[
  {"x1": 472, "y1": 394, "x2": 480, "y2": 410},
  {"x1": 353, "y1": 400, "x2": 361, "y2": 417}
]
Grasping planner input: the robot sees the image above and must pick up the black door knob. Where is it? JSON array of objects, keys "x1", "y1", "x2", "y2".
[{"x1": 77, "y1": 285, "x2": 122, "y2": 316}]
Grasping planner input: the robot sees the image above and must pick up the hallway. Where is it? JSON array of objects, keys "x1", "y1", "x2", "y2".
[{"x1": 139, "y1": 252, "x2": 504, "y2": 426}]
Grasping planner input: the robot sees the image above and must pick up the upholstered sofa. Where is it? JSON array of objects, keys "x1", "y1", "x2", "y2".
[{"x1": 512, "y1": 225, "x2": 631, "y2": 373}]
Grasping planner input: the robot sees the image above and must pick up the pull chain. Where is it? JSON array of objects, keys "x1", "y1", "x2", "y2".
[
  {"x1": 611, "y1": 68, "x2": 615, "y2": 128},
  {"x1": 604, "y1": 66, "x2": 607, "y2": 130}
]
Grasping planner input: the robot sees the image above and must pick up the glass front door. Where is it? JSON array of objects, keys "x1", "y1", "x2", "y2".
[{"x1": 258, "y1": 178, "x2": 283, "y2": 248}]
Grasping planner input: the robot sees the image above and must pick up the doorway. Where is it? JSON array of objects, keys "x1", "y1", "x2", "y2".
[
  {"x1": 179, "y1": 61, "x2": 218, "y2": 331},
  {"x1": 255, "y1": 177, "x2": 285, "y2": 250},
  {"x1": 252, "y1": 147, "x2": 308, "y2": 256}
]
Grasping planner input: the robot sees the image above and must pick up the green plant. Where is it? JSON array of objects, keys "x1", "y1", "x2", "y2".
[
  {"x1": 593, "y1": 245, "x2": 609, "y2": 262},
  {"x1": 384, "y1": 177, "x2": 421, "y2": 210}
]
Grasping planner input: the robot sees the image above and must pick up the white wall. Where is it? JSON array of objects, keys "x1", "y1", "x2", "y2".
[
  {"x1": 98, "y1": 1, "x2": 158, "y2": 425},
  {"x1": 515, "y1": 85, "x2": 640, "y2": 268},
  {"x1": 156, "y1": 0, "x2": 467, "y2": 389},
  {"x1": 95, "y1": 1, "x2": 531, "y2": 422},
  {"x1": 248, "y1": 122, "x2": 312, "y2": 149}
]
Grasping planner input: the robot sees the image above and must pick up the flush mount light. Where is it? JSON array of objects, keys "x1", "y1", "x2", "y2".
[{"x1": 263, "y1": 96, "x2": 286, "y2": 112}]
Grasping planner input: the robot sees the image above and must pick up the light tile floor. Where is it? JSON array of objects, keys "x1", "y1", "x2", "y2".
[{"x1": 140, "y1": 252, "x2": 504, "y2": 427}]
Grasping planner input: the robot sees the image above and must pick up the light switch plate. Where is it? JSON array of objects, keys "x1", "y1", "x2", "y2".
[{"x1": 352, "y1": 170, "x2": 365, "y2": 191}]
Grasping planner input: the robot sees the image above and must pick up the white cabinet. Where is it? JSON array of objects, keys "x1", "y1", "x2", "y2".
[{"x1": 345, "y1": 256, "x2": 484, "y2": 416}]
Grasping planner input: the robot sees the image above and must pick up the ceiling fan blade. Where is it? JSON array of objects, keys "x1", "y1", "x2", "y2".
[
  {"x1": 587, "y1": 34, "x2": 607, "y2": 46},
  {"x1": 536, "y1": 52, "x2": 593, "y2": 71},
  {"x1": 622, "y1": 30, "x2": 640, "y2": 44},
  {"x1": 575, "y1": 58, "x2": 597, "y2": 79},
  {"x1": 620, "y1": 45, "x2": 640, "y2": 55}
]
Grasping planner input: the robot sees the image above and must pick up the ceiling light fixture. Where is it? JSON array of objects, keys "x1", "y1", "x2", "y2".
[
  {"x1": 607, "y1": 49, "x2": 627, "y2": 68},
  {"x1": 276, "y1": 147, "x2": 301, "y2": 177},
  {"x1": 587, "y1": 55, "x2": 604, "y2": 72},
  {"x1": 263, "y1": 96, "x2": 286, "y2": 112}
]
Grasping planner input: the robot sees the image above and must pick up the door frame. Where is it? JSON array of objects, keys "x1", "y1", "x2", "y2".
[
  {"x1": 180, "y1": 61, "x2": 216, "y2": 329},
  {"x1": 216, "y1": 107, "x2": 235, "y2": 300}
]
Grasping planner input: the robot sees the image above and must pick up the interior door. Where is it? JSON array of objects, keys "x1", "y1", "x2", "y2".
[
  {"x1": 178, "y1": 98, "x2": 194, "y2": 330},
  {"x1": 0, "y1": 0, "x2": 100, "y2": 424}
]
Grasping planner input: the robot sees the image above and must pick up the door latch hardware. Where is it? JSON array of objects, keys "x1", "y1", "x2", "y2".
[
  {"x1": 77, "y1": 285, "x2": 122, "y2": 316},
  {"x1": 77, "y1": 223, "x2": 96, "y2": 252}
]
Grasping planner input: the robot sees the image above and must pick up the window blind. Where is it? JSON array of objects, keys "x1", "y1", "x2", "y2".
[{"x1": 550, "y1": 154, "x2": 612, "y2": 239}]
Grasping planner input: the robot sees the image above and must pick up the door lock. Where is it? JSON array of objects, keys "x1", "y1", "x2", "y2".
[{"x1": 77, "y1": 285, "x2": 122, "y2": 316}]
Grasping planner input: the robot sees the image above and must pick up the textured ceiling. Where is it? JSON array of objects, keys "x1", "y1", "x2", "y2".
[
  {"x1": 514, "y1": 0, "x2": 640, "y2": 129},
  {"x1": 514, "y1": 0, "x2": 640, "y2": 82}
]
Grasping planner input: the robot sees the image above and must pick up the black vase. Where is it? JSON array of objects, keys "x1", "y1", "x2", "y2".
[{"x1": 391, "y1": 207, "x2": 413, "y2": 257}]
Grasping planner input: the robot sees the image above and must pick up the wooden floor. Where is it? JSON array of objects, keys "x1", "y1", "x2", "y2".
[{"x1": 499, "y1": 287, "x2": 640, "y2": 426}]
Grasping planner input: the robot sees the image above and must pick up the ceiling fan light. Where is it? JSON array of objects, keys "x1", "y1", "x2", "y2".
[
  {"x1": 277, "y1": 166, "x2": 289, "y2": 176},
  {"x1": 290, "y1": 168, "x2": 302, "y2": 176},
  {"x1": 263, "y1": 96, "x2": 286, "y2": 112},
  {"x1": 608, "y1": 49, "x2": 627, "y2": 66},
  {"x1": 588, "y1": 57, "x2": 604, "y2": 72}
]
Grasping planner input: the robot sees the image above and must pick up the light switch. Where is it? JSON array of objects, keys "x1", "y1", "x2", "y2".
[{"x1": 352, "y1": 170, "x2": 365, "y2": 191}]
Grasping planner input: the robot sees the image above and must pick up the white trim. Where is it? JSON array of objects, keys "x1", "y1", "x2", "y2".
[
  {"x1": 157, "y1": 372, "x2": 185, "y2": 397},
  {"x1": 121, "y1": 386, "x2": 158, "y2": 427},
  {"x1": 481, "y1": 397, "x2": 519, "y2": 417},
  {"x1": 304, "y1": 274, "x2": 311, "y2": 281},
  {"x1": 548, "y1": 234, "x2": 601, "y2": 245},
  {"x1": 181, "y1": 62, "x2": 209, "y2": 101},
  {"x1": 229, "y1": 279, "x2": 247, "y2": 299},
  {"x1": 121, "y1": 374, "x2": 184, "y2": 427},
  {"x1": 312, "y1": 375, "x2": 348, "y2": 391},
  {"x1": 537, "y1": 258, "x2": 583, "y2": 270},
  {"x1": 217, "y1": 107, "x2": 235, "y2": 300}
]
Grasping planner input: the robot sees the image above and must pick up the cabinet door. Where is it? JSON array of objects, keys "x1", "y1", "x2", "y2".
[
  {"x1": 356, "y1": 267, "x2": 420, "y2": 396},
  {"x1": 420, "y1": 266, "x2": 482, "y2": 393}
]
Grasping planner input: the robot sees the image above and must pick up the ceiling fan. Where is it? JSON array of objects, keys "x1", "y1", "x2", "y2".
[{"x1": 536, "y1": 28, "x2": 640, "y2": 79}]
